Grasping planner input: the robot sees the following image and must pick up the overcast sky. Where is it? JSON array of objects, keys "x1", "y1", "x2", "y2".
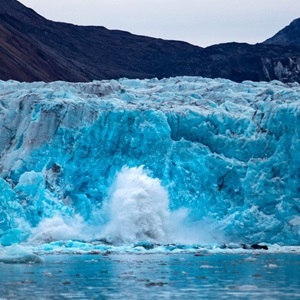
[{"x1": 19, "y1": 0, "x2": 300, "y2": 47}]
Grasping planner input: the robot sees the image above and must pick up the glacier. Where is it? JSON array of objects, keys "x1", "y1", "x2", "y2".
[{"x1": 0, "y1": 76, "x2": 299, "y2": 248}]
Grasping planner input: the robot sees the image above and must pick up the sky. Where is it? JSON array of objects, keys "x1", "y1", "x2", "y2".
[{"x1": 19, "y1": 0, "x2": 300, "y2": 47}]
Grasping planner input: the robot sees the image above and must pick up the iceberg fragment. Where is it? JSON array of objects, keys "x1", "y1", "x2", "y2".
[{"x1": 0, "y1": 244, "x2": 42, "y2": 264}]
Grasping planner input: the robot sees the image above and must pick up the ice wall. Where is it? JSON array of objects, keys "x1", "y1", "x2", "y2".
[{"x1": 0, "y1": 77, "x2": 299, "y2": 245}]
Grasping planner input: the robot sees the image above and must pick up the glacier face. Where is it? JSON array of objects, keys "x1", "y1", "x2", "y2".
[{"x1": 0, "y1": 77, "x2": 299, "y2": 246}]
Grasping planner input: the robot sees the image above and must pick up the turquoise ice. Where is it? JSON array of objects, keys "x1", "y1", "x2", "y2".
[{"x1": 0, "y1": 77, "x2": 299, "y2": 246}]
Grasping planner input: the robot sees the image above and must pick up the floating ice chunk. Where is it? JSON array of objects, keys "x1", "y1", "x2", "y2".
[
  {"x1": 265, "y1": 263, "x2": 279, "y2": 268},
  {"x1": 200, "y1": 264, "x2": 215, "y2": 269},
  {"x1": 0, "y1": 245, "x2": 42, "y2": 264},
  {"x1": 244, "y1": 257, "x2": 257, "y2": 262}
]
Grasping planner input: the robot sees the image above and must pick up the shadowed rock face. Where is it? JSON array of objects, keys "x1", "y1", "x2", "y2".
[{"x1": 1, "y1": 0, "x2": 300, "y2": 83}]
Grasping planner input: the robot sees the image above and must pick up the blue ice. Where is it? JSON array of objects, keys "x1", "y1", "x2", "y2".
[{"x1": 0, "y1": 77, "x2": 299, "y2": 250}]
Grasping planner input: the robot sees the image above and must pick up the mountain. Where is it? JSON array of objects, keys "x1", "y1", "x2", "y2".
[
  {"x1": 0, "y1": 0, "x2": 300, "y2": 83},
  {"x1": 264, "y1": 18, "x2": 300, "y2": 46}
]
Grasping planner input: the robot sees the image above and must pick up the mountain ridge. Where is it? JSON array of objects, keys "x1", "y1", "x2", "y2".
[
  {"x1": 1, "y1": 0, "x2": 300, "y2": 83},
  {"x1": 264, "y1": 18, "x2": 300, "y2": 46}
]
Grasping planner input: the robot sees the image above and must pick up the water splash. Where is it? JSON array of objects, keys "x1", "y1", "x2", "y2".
[
  {"x1": 103, "y1": 166, "x2": 170, "y2": 244},
  {"x1": 30, "y1": 215, "x2": 88, "y2": 243},
  {"x1": 29, "y1": 166, "x2": 222, "y2": 246}
]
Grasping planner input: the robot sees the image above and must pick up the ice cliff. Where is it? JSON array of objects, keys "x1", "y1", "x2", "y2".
[{"x1": 0, "y1": 77, "x2": 299, "y2": 246}]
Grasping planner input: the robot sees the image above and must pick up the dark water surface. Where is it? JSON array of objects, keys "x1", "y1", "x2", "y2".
[{"x1": 0, "y1": 253, "x2": 299, "y2": 299}]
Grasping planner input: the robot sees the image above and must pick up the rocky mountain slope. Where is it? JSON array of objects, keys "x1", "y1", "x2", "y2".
[
  {"x1": 264, "y1": 18, "x2": 300, "y2": 46},
  {"x1": 0, "y1": 0, "x2": 300, "y2": 83}
]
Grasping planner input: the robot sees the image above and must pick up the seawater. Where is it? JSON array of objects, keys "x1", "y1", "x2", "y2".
[{"x1": 0, "y1": 253, "x2": 299, "y2": 299}]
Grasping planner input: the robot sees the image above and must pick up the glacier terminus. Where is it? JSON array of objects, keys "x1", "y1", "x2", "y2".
[{"x1": 0, "y1": 76, "x2": 299, "y2": 250}]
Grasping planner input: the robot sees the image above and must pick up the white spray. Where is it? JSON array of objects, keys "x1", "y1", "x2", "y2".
[
  {"x1": 29, "y1": 166, "x2": 222, "y2": 245},
  {"x1": 103, "y1": 166, "x2": 170, "y2": 244}
]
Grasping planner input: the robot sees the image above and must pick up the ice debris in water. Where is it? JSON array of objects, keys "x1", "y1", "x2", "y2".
[
  {"x1": 0, "y1": 76, "x2": 299, "y2": 247},
  {"x1": 0, "y1": 245, "x2": 42, "y2": 264}
]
